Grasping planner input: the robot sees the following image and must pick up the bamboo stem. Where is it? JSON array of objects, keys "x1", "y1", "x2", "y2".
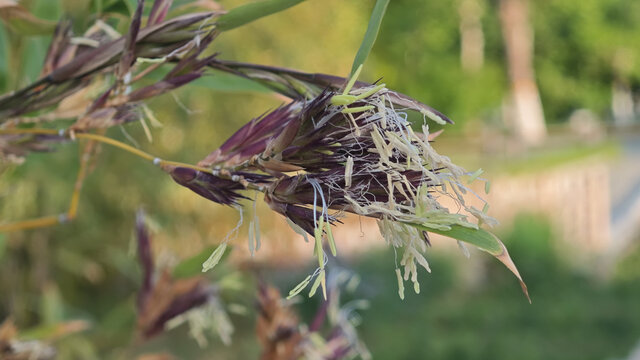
[
  {"x1": 0, "y1": 215, "x2": 63, "y2": 232},
  {"x1": 0, "y1": 128, "x2": 205, "y2": 173},
  {"x1": 67, "y1": 140, "x2": 97, "y2": 220},
  {"x1": 0, "y1": 127, "x2": 266, "y2": 232},
  {"x1": 74, "y1": 133, "x2": 156, "y2": 162},
  {"x1": 158, "y1": 160, "x2": 213, "y2": 174}
]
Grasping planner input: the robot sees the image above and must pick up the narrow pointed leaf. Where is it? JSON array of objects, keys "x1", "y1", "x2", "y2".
[
  {"x1": 408, "y1": 222, "x2": 530, "y2": 302},
  {"x1": 350, "y1": 0, "x2": 389, "y2": 75}
]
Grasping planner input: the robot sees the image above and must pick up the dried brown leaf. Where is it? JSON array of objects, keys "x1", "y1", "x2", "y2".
[
  {"x1": 256, "y1": 285, "x2": 302, "y2": 360},
  {"x1": 137, "y1": 270, "x2": 211, "y2": 339}
]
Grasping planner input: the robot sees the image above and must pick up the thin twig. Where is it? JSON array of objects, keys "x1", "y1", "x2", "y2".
[
  {"x1": 0, "y1": 215, "x2": 63, "y2": 232},
  {"x1": 0, "y1": 127, "x2": 266, "y2": 232},
  {"x1": 67, "y1": 139, "x2": 98, "y2": 220}
]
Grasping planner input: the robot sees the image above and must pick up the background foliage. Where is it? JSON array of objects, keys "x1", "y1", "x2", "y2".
[{"x1": 1, "y1": 0, "x2": 640, "y2": 359}]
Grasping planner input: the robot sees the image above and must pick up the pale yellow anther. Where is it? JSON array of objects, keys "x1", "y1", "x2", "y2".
[{"x1": 341, "y1": 105, "x2": 375, "y2": 114}]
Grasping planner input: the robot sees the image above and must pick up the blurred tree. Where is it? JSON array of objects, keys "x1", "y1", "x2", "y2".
[
  {"x1": 458, "y1": 0, "x2": 485, "y2": 73},
  {"x1": 499, "y1": 0, "x2": 547, "y2": 145},
  {"x1": 533, "y1": 0, "x2": 640, "y2": 124}
]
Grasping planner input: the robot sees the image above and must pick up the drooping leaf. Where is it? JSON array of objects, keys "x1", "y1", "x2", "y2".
[
  {"x1": 216, "y1": 0, "x2": 307, "y2": 32},
  {"x1": 408, "y1": 222, "x2": 530, "y2": 302},
  {"x1": 350, "y1": 0, "x2": 390, "y2": 75}
]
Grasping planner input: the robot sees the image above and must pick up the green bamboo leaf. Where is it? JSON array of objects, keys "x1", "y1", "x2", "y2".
[
  {"x1": 350, "y1": 0, "x2": 390, "y2": 75},
  {"x1": 216, "y1": 0, "x2": 307, "y2": 32},
  {"x1": 408, "y1": 222, "x2": 530, "y2": 302}
]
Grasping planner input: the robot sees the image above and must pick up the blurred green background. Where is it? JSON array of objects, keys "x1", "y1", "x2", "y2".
[{"x1": 1, "y1": 0, "x2": 640, "y2": 359}]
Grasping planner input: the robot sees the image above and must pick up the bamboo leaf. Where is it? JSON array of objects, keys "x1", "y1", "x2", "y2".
[
  {"x1": 408, "y1": 222, "x2": 530, "y2": 302},
  {"x1": 350, "y1": 0, "x2": 390, "y2": 75},
  {"x1": 216, "y1": 0, "x2": 307, "y2": 32}
]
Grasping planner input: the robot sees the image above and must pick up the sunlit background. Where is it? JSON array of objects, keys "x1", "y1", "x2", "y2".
[{"x1": 1, "y1": 0, "x2": 640, "y2": 359}]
